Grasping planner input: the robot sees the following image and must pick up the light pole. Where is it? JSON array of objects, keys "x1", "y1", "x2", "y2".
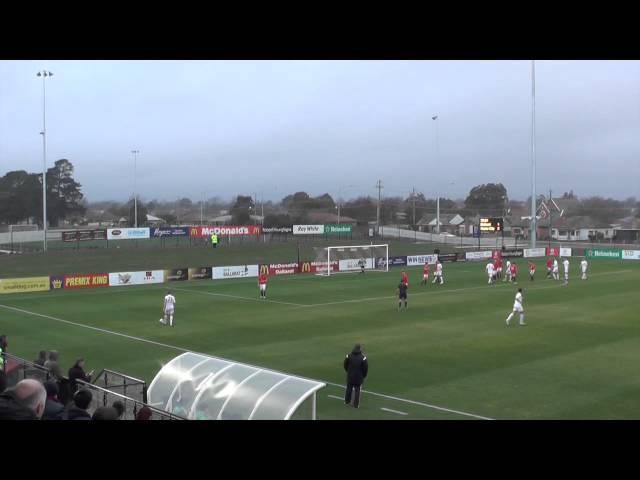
[
  {"x1": 37, "y1": 70, "x2": 53, "y2": 252},
  {"x1": 530, "y1": 60, "x2": 537, "y2": 249},
  {"x1": 131, "y1": 150, "x2": 139, "y2": 227}
]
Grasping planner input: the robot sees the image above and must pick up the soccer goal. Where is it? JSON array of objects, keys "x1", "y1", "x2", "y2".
[{"x1": 314, "y1": 244, "x2": 389, "y2": 276}]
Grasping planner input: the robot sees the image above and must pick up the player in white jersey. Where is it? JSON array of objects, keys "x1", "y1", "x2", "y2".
[
  {"x1": 486, "y1": 261, "x2": 495, "y2": 284},
  {"x1": 160, "y1": 291, "x2": 176, "y2": 326},
  {"x1": 562, "y1": 258, "x2": 570, "y2": 285},
  {"x1": 580, "y1": 258, "x2": 588, "y2": 280},
  {"x1": 552, "y1": 258, "x2": 559, "y2": 280},
  {"x1": 505, "y1": 288, "x2": 526, "y2": 326},
  {"x1": 504, "y1": 260, "x2": 512, "y2": 282},
  {"x1": 432, "y1": 261, "x2": 444, "y2": 285}
]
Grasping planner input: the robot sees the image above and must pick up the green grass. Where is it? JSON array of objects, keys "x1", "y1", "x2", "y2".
[{"x1": 1, "y1": 256, "x2": 639, "y2": 419}]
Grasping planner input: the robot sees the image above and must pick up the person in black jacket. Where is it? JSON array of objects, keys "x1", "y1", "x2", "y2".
[
  {"x1": 68, "y1": 358, "x2": 94, "y2": 394},
  {"x1": 42, "y1": 380, "x2": 64, "y2": 420},
  {"x1": 34, "y1": 351, "x2": 47, "y2": 367},
  {"x1": 63, "y1": 388, "x2": 92, "y2": 420},
  {"x1": 343, "y1": 344, "x2": 368, "y2": 408},
  {"x1": 0, "y1": 379, "x2": 47, "y2": 420}
]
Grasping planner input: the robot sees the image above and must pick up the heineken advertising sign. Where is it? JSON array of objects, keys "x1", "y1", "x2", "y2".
[
  {"x1": 324, "y1": 224, "x2": 353, "y2": 235},
  {"x1": 585, "y1": 248, "x2": 622, "y2": 259}
]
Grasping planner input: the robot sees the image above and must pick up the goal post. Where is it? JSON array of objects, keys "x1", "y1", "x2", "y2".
[{"x1": 314, "y1": 244, "x2": 389, "y2": 276}]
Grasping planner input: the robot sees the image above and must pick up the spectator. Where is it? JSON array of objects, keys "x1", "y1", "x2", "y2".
[
  {"x1": 135, "y1": 405, "x2": 152, "y2": 420},
  {"x1": 343, "y1": 343, "x2": 369, "y2": 409},
  {"x1": 0, "y1": 379, "x2": 47, "y2": 420},
  {"x1": 42, "y1": 380, "x2": 64, "y2": 420},
  {"x1": 92, "y1": 406, "x2": 119, "y2": 421},
  {"x1": 68, "y1": 358, "x2": 94, "y2": 394},
  {"x1": 112, "y1": 400, "x2": 125, "y2": 420},
  {"x1": 0, "y1": 334, "x2": 7, "y2": 371},
  {"x1": 44, "y1": 351, "x2": 63, "y2": 379},
  {"x1": 34, "y1": 351, "x2": 47, "y2": 367},
  {"x1": 63, "y1": 388, "x2": 92, "y2": 420},
  {"x1": 0, "y1": 371, "x2": 7, "y2": 394}
]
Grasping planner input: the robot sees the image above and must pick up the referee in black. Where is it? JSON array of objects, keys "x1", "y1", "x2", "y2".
[{"x1": 343, "y1": 344, "x2": 368, "y2": 408}]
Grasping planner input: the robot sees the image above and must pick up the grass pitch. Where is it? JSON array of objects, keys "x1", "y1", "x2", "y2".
[{"x1": 1, "y1": 258, "x2": 639, "y2": 419}]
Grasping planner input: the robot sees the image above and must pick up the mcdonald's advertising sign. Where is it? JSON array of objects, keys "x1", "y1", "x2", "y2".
[
  {"x1": 260, "y1": 262, "x2": 299, "y2": 276},
  {"x1": 298, "y1": 260, "x2": 339, "y2": 274}
]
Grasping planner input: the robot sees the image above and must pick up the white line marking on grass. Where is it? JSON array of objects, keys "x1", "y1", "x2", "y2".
[
  {"x1": 170, "y1": 287, "x2": 306, "y2": 307},
  {"x1": 327, "y1": 395, "x2": 344, "y2": 401},
  {"x1": 381, "y1": 407, "x2": 408, "y2": 416},
  {"x1": 0, "y1": 303, "x2": 193, "y2": 353},
  {"x1": 0, "y1": 302, "x2": 494, "y2": 420}
]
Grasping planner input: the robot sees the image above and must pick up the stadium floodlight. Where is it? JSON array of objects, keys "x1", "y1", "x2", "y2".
[
  {"x1": 314, "y1": 244, "x2": 389, "y2": 276},
  {"x1": 37, "y1": 70, "x2": 53, "y2": 252}
]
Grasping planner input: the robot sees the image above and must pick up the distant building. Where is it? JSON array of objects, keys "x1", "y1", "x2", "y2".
[{"x1": 416, "y1": 213, "x2": 465, "y2": 234}]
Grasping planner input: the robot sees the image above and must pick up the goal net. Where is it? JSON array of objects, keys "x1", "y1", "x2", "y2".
[{"x1": 313, "y1": 244, "x2": 389, "y2": 276}]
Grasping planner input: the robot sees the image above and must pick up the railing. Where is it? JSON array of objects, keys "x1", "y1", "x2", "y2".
[
  {"x1": 92, "y1": 369, "x2": 148, "y2": 404},
  {"x1": 75, "y1": 379, "x2": 185, "y2": 420}
]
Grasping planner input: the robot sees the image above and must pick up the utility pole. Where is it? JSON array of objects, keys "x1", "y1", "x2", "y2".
[{"x1": 376, "y1": 179, "x2": 383, "y2": 236}]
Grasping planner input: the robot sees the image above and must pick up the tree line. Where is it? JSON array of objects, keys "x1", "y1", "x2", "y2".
[{"x1": 0, "y1": 159, "x2": 85, "y2": 227}]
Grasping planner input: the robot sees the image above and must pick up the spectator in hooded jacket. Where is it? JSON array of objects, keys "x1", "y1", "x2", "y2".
[
  {"x1": 343, "y1": 344, "x2": 369, "y2": 409},
  {"x1": 0, "y1": 379, "x2": 47, "y2": 420},
  {"x1": 63, "y1": 388, "x2": 92, "y2": 420},
  {"x1": 112, "y1": 400, "x2": 125, "y2": 420},
  {"x1": 42, "y1": 380, "x2": 64, "y2": 420}
]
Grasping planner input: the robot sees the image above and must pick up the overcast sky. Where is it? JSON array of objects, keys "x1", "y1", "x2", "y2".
[{"x1": 1, "y1": 60, "x2": 638, "y2": 203}]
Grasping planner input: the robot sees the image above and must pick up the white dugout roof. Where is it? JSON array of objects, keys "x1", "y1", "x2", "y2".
[{"x1": 147, "y1": 352, "x2": 325, "y2": 420}]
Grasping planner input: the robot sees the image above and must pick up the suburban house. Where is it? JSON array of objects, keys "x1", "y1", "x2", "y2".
[
  {"x1": 612, "y1": 216, "x2": 640, "y2": 243},
  {"x1": 417, "y1": 213, "x2": 465, "y2": 234},
  {"x1": 550, "y1": 216, "x2": 614, "y2": 241}
]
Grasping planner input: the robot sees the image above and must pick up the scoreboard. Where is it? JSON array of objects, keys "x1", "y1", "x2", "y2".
[{"x1": 479, "y1": 217, "x2": 504, "y2": 233}]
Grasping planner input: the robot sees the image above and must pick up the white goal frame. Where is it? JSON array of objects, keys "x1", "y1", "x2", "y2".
[{"x1": 318, "y1": 244, "x2": 389, "y2": 276}]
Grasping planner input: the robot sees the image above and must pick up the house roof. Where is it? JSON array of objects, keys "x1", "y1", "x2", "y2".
[
  {"x1": 417, "y1": 213, "x2": 464, "y2": 226},
  {"x1": 307, "y1": 212, "x2": 357, "y2": 224}
]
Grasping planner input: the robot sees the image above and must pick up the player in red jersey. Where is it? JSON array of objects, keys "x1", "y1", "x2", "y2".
[
  {"x1": 258, "y1": 271, "x2": 268, "y2": 299},
  {"x1": 510, "y1": 262, "x2": 518, "y2": 284},
  {"x1": 401, "y1": 271, "x2": 409, "y2": 287},
  {"x1": 546, "y1": 258, "x2": 553, "y2": 279},
  {"x1": 528, "y1": 261, "x2": 536, "y2": 281},
  {"x1": 495, "y1": 258, "x2": 503, "y2": 281},
  {"x1": 421, "y1": 262, "x2": 430, "y2": 286}
]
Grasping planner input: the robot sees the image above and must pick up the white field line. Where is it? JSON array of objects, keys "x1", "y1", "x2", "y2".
[
  {"x1": 0, "y1": 302, "x2": 492, "y2": 420},
  {"x1": 170, "y1": 286, "x2": 306, "y2": 307},
  {"x1": 323, "y1": 380, "x2": 493, "y2": 420},
  {"x1": 327, "y1": 395, "x2": 344, "y2": 401},
  {"x1": 380, "y1": 407, "x2": 409, "y2": 416}
]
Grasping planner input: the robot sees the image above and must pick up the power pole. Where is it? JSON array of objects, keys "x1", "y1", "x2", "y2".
[{"x1": 376, "y1": 180, "x2": 383, "y2": 235}]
